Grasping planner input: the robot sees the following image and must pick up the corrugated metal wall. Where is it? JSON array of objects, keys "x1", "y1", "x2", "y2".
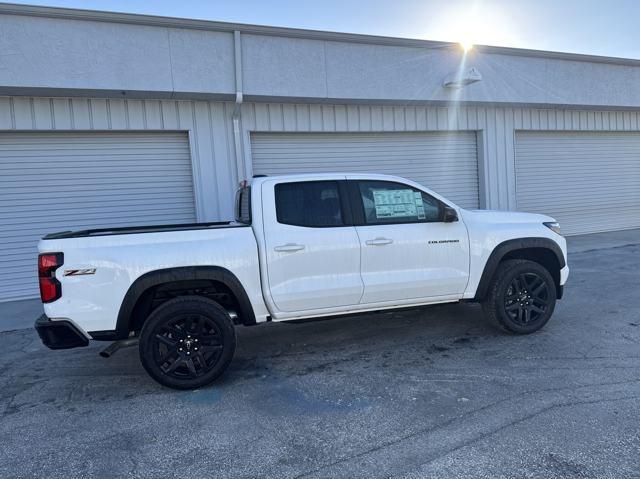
[
  {"x1": 515, "y1": 131, "x2": 640, "y2": 235},
  {"x1": 0, "y1": 131, "x2": 196, "y2": 301},
  {"x1": 241, "y1": 103, "x2": 498, "y2": 209},
  {"x1": 2, "y1": 96, "x2": 640, "y2": 219},
  {"x1": 0, "y1": 97, "x2": 239, "y2": 222},
  {"x1": 251, "y1": 131, "x2": 480, "y2": 209}
]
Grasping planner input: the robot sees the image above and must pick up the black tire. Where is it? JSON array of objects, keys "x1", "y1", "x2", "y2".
[
  {"x1": 139, "y1": 296, "x2": 236, "y2": 389},
  {"x1": 481, "y1": 259, "x2": 556, "y2": 334}
]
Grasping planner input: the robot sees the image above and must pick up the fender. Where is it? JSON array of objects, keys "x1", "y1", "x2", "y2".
[
  {"x1": 473, "y1": 237, "x2": 566, "y2": 301},
  {"x1": 109, "y1": 266, "x2": 256, "y2": 339}
]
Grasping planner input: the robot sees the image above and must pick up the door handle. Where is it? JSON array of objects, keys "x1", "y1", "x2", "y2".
[
  {"x1": 365, "y1": 237, "x2": 393, "y2": 246},
  {"x1": 274, "y1": 243, "x2": 306, "y2": 252}
]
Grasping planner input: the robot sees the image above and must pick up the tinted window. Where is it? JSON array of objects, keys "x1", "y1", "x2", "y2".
[
  {"x1": 275, "y1": 181, "x2": 344, "y2": 227},
  {"x1": 357, "y1": 180, "x2": 442, "y2": 225}
]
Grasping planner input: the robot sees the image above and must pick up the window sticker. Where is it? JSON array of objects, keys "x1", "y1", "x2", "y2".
[{"x1": 372, "y1": 188, "x2": 425, "y2": 220}]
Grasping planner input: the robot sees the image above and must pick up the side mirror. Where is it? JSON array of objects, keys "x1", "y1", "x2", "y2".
[{"x1": 443, "y1": 206, "x2": 458, "y2": 223}]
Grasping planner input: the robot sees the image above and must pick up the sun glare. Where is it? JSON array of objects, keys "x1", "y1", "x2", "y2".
[{"x1": 424, "y1": 2, "x2": 516, "y2": 51}]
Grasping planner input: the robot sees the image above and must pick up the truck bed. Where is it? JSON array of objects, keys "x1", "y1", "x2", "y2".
[{"x1": 42, "y1": 221, "x2": 247, "y2": 240}]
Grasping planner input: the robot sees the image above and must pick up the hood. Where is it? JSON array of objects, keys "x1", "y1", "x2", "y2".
[{"x1": 461, "y1": 209, "x2": 556, "y2": 224}]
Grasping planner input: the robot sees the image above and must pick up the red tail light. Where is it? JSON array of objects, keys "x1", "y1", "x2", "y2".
[{"x1": 38, "y1": 253, "x2": 63, "y2": 303}]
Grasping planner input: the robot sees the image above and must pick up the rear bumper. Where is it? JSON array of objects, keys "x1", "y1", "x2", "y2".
[{"x1": 35, "y1": 315, "x2": 89, "y2": 350}]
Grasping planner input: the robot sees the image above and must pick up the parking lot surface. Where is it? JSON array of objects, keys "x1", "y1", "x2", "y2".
[{"x1": 1, "y1": 234, "x2": 639, "y2": 478}]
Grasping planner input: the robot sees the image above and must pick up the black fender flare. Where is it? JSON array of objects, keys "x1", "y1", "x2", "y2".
[
  {"x1": 113, "y1": 266, "x2": 257, "y2": 338},
  {"x1": 473, "y1": 237, "x2": 566, "y2": 301}
]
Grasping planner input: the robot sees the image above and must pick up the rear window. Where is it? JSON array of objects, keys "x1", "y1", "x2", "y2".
[
  {"x1": 235, "y1": 186, "x2": 251, "y2": 224},
  {"x1": 275, "y1": 181, "x2": 344, "y2": 227}
]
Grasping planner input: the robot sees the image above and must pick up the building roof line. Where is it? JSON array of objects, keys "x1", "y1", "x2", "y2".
[{"x1": 2, "y1": 2, "x2": 640, "y2": 68}]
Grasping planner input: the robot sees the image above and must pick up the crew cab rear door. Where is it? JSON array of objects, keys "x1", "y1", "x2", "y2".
[
  {"x1": 261, "y1": 178, "x2": 363, "y2": 313},
  {"x1": 349, "y1": 178, "x2": 469, "y2": 303}
]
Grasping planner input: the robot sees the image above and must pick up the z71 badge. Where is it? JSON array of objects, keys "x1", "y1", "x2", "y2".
[{"x1": 63, "y1": 268, "x2": 96, "y2": 276}]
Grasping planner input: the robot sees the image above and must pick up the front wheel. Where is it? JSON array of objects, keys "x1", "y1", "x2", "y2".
[
  {"x1": 139, "y1": 296, "x2": 236, "y2": 389},
  {"x1": 482, "y1": 259, "x2": 557, "y2": 334}
]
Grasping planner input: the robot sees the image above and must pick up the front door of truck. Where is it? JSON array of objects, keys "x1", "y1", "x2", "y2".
[{"x1": 350, "y1": 179, "x2": 469, "y2": 304}]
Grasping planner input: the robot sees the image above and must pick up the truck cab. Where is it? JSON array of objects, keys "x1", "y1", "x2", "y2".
[{"x1": 254, "y1": 174, "x2": 470, "y2": 317}]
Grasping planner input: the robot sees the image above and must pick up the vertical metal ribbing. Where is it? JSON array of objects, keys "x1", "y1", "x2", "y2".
[{"x1": 232, "y1": 30, "x2": 247, "y2": 183}]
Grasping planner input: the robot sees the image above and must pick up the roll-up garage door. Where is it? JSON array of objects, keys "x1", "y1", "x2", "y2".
[
  {"x1": 251, "y1": 132, "x2": 479, "y2": 209},
  {"x1": 0, "y1": 131, "x2": 196, "y2": 301},
  {"x1": 515, "y1": 131, "x2": 640, "y2": 235}
]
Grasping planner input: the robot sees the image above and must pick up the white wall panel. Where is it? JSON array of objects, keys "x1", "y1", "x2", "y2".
[
  {"x1": 251, "y1": 131, "x2": 480, "y2": 209},
  {"x1": 1, "y1": 95, "x2": 639, "y2": 246},
  {"x1": 0, "y1": 96, "x2": 241, "y2": 223},
  {"x1": 4, "y1": 96, "x2": 640, "y2": 216},
  {"x1": 515, "y1": 131, "x2": 640, "y2": 235},
  {"x1": 1, "y1": 93, "x2": 640, "y2": 301},
  {"x1": 5, "y1": 7, "x2": 640, "y2": 109},
  {"x1": 0, "y1": 131, "x2": 195, "y2": 301}
]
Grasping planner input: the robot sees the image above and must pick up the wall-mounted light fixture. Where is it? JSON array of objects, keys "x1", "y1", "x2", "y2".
[{"x1": 443, "y1": 67, "x2": 482, "y2": 89}]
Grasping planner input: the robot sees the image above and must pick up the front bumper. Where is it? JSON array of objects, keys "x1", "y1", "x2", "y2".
[
  {"x1": 557, "y1": 265, "x2": 569, "y2": 299},
  {"x1": 35, "y1": 315, "x2": 89, "y2": 350},
  {"x1": 560, "y1": 265, "x2": 570, "y2": 286}
]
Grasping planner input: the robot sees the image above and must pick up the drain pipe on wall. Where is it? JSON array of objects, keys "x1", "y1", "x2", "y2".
[{"x1": 232, "y1": 30, "x2": 248, "y2": 184}]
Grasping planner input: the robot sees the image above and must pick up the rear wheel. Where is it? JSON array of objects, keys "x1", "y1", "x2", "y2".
[
  {"x1": 482, "y1": 259, "x2": 556, "y2": 334},
  {"x1": 139, "y1": 296, "x2": 236, "y2": 389}
]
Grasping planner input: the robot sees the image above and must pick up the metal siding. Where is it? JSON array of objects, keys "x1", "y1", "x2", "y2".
[
  {"x1": 250, "y1": 131, "x2": 480, "y2": 209},
  {"x1": 0, "y1": 97, "x2": 241, "y2": 223},
  {"x1": 515, "y1": 131, "x2": 640, "y2": 235},
  {"x1": 3, "y1": 96, "x2": 640, "y2": 301},
  {"x1": 0, "y1": 131, "x2": 196, "y2": 301}
]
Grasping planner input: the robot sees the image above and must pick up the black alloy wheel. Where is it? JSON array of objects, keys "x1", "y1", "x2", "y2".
[
  {"x1": 481, "y1": 259, "x2": 557, "y2": 334},
  {"x1": 139, "y1": 296, "x2": 236, "y2": 389}
]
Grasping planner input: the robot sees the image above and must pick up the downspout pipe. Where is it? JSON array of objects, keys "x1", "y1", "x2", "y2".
[{"x1": 232, "y1": 30, "x2": 247, "y2": 184}]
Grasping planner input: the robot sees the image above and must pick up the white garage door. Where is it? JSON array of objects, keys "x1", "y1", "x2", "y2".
[
  {"x1": 515, "y1": 131, "x2": 640, "y2": 235},
  {"x1": 0, "y1": 131, "x2": 196, "y2": 301},
  {"x1": 251, "y1": 132, "x2": 479, "y2": 209}
]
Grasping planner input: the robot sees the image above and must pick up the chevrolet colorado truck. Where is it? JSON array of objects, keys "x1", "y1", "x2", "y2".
[{"x1": 35, "y1": 173, "x2": 569, "y2": 389}]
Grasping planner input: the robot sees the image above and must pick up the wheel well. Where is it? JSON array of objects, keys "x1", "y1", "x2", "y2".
[
  {"x1": 501, "y1": 247, "x2": 561, "y2": 296},
  {"x1": 128, "y1": 279, "x2": 241, "y2": 333},
  {"x1": 111, "y1": 266, "x2": 257, "y2": 339},
  {"x1": 474, "y1": 238, "x2": 565, "y2": 302}
]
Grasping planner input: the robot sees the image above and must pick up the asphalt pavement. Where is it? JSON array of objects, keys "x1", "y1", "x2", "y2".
[{"x1": 1, "y1": 230, "x2": 639, "y2": 478}]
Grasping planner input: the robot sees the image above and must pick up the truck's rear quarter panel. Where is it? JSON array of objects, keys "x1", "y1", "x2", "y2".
[{"x1": 38, "y1": 226, "x2": 268, "y2": 334}]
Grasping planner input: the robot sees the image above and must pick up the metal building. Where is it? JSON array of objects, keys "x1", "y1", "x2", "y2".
[{"x1": 1, "y1": 3, "x2": 640, "y2": 301}]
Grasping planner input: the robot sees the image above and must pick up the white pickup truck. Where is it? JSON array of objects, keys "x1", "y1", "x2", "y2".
[{"x1": 35, "y1": 173, "x2": 569, "y2": 389}]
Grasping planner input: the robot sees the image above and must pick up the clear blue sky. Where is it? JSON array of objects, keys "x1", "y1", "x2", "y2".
[{"x1": 9, "y1": 0, "x2": 640, "y2": 59}]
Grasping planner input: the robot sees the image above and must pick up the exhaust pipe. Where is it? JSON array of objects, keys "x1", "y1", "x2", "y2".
[{"x1": 99, "y1": 337, "x2": 139, "y2": 358}]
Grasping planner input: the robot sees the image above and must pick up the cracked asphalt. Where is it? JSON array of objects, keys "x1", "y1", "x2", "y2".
[{"x1": 1, "y1": 239, "x2": 640, "y2": 478}]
